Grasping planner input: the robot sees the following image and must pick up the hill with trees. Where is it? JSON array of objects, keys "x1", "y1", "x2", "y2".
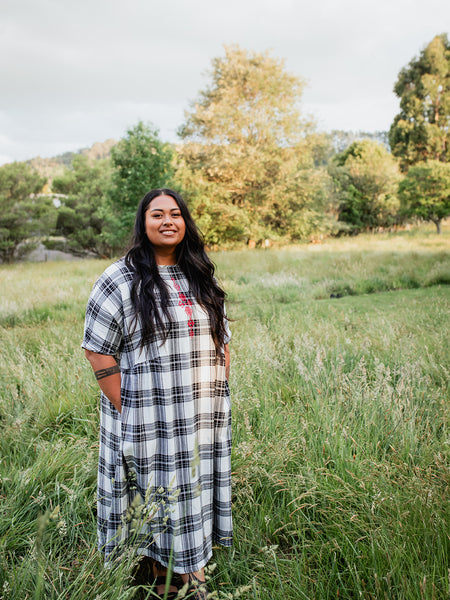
[{"x1": 26, "y1": 139, "x2": 117, "y2": 187}]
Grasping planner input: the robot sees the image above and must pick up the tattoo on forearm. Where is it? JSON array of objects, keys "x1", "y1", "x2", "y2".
[{"x1": 95, "y1": 365, "x2": 120, "y2": 380}]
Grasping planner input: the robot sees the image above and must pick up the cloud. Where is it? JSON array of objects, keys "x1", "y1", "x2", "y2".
[{"x1": 0, "y1": 0, "x2": 449, "y2": 163}]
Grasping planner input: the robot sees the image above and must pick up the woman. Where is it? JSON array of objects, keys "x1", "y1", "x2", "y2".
[{"x1": 83, "y1": 189, "x2": 232, "y2": 599}]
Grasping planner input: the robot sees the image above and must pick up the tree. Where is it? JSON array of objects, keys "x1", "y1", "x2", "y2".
[
  {"x1": 104, "y1": 122, "x2": 174, "y2": 252},
  {"x1": 329, "y1": 140, "x2": 401, "y2": 232},
  {"x1": 389, "y1": 34, "x2": 450, "y2": 170},
  {"x1": 177, "y1": 45, "x2": 334, "y2": 243},
  {"x1": 398, "y1": 160, "x2": 450, "y2": 233},
  {"x1": 0, "y1": 163, "x2": 47, "y2": 262},
  {"x1": 52, "y1": 154, "x2": 112, "y2": 254}
]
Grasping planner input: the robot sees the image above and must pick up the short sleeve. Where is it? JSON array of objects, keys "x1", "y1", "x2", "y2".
[{"x1": 82, "y1": 272, "x2": 124, "y2": 356}]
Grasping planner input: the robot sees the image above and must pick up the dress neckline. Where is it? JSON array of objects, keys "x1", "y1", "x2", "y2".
[{"x1": 157, "y1": 264, "x2": 181, "y2": 273}]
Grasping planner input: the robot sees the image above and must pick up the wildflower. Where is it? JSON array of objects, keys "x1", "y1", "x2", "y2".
[
  {"x1": 57, "y1": 520, "x2": 67, "y2": 536},
  {"x1": 191, "y1": 441, "x2": 200, "y2": 476},
  {"x1": 233, "y1": 585, "x2": 252, "y2": 597},
  {"x1": 61, "y1": 483, "x2": 76, "y2": 503},
  {"x1": 205, "y1": 562, "x2": 217, "y2": 576},
  {"x1": 21, "y1": 468, "x2": 31, "y2": 487},
  {"x1": 2, "y1": 580, "x2": 11, "y2": 596},
  {"x1": 33, "y1": 490, "x2": 46, "y2": 505},
  {"x1": 167, "y1": 488, "x2": 181, "y2": 501},
  {"x1": 260, "y1": 544, "x2": 278, "y2": 555},
  {"x1": 176, "y1": 581, "x2": 189, "y2": 598}
]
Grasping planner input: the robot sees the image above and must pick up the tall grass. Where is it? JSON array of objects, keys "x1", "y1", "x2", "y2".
[{"x1": 0, "y1": 227, "x2": 449, "y2": 599}]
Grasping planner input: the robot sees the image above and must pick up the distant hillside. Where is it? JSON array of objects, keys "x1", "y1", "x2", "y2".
[
  {"x1": 328, "y1": 130, "x2": 389, "y2": 154},
  {"x1": 27, "y1": 138, "x2": 117, "y2": 183},
  {"x1": 81, "y1": 139, "x2": 117, "y2": 160}
]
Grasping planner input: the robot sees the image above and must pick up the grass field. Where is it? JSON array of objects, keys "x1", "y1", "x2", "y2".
[{"x1": 0, "y1": 225, "x2": 449, "y2": 599}]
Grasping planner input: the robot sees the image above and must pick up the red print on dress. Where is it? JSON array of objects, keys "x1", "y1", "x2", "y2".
[{"x1": 171, "y1": 277, "x2": 195, "y2": 337}]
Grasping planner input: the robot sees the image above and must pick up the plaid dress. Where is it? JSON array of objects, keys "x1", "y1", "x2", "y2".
[{"x1": 82, "y1": 259, "x2": 232, "y2": 573}]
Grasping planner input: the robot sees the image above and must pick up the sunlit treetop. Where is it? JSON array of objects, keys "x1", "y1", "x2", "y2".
[
  {"x1": 389, "y1": 33, "x2": 450, "y2": 170},
  {"x1": 179, "y1": 45, "x2": 311, "y2": 147}
]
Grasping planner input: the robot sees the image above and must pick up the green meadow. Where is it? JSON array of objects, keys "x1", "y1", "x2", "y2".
[{"x1": 0, "y1": 225, "x2": 449, "y2": 599}]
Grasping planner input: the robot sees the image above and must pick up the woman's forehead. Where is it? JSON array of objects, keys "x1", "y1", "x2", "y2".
[{"x1": 147, "y1": 195, "x2": 179, "y2": 211}]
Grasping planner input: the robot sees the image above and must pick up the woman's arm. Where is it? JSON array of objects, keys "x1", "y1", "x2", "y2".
[
  {"x1": 224, "y1": 343, "x2": 230, "y2": 381},
  {"x1": 84, "y1": 349, "x2": 122, "y2": 413}
]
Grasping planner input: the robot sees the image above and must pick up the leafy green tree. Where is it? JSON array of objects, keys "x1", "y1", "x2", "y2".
[
  {"x1": 389, "y1": 34, "x2": 450, "y2": 170},
  {"x1": 329, "y1": 140, "x2": 401, "y2": 232},
  {"x1": 104, "y1": 122, "x2": 174, "y2": 252},
  {"x1": 52, "y1": 155, "x2": 112, "y2": 254},
  {"x1": 177, "y1": 45, "x2": 334, "y2": 243},
  {"x1": 0, "y1": 162, "x2": 47, "y2": 262},
  {"x1": 398, "y1": 160, "x2": 450, "y2": 233},
  {"x1": 174, "y1": 163, "x2": 249, "y2": 246}
]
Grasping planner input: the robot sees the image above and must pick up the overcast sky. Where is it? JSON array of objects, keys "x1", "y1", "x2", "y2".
[{"x1": 1, "y1": 0, "x2": 449, "y2": 165}]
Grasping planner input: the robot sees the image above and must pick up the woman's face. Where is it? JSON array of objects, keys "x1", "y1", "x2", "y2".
[{"x1": 145, "y1": 195, "x2": 186, "y2": 260}]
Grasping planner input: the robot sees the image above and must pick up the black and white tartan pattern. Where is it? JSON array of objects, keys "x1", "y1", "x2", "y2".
[{"x1": 82, "y1": 259, "x2": 232, "y2": 573}]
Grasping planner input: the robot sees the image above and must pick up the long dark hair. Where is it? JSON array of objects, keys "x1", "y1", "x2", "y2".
[{"x1": 125, "y1": 189, "x2": 227, "y2": 352}]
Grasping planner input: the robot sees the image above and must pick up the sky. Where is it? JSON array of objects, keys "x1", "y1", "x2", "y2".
[{"x1": 1, "y1": 0, "x2": 449, "y2": 165}]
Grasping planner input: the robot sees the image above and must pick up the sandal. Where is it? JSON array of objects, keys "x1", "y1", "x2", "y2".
[
  {"x1": 153, "y1": 575, "x2": 179, "y2": 600},
  {"x1": 132, "y1": 555, "x2": 154, "y2": 587},
  {"x1": 186, "y1": 573, "x2": 209, "y2": 599},
  {"x1": 132, "y1": 557, "x2": 179, "y2": 600}
]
